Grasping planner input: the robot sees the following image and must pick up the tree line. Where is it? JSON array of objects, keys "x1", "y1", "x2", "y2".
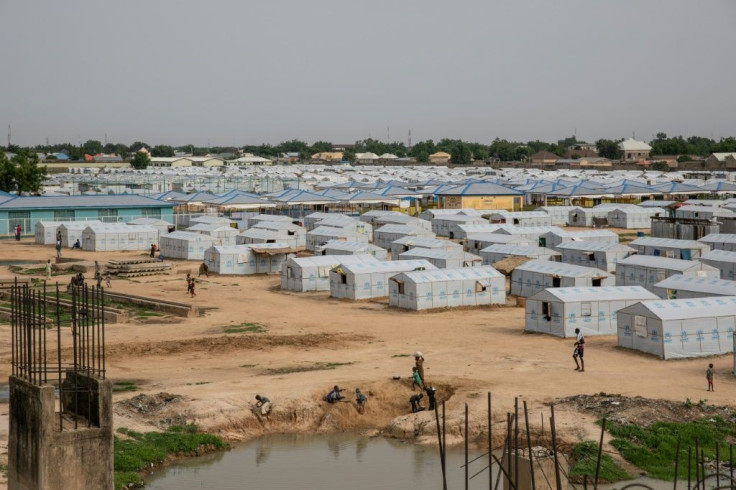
[
  {"x1": 0, "y1": 150, "x2": 47, "y2": 194},
  {"x1": 4, "y1": 133, "x2": 736, "y2": 168}
]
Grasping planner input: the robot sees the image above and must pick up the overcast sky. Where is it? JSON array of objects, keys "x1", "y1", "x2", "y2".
[{"x1": 1, "y1": 0, "x2": 735, "y2": 147}]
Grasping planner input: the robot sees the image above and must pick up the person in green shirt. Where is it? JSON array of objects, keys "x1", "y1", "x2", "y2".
[{"x1": 412, "y1": 367, "x2": 423, "y2": 390}]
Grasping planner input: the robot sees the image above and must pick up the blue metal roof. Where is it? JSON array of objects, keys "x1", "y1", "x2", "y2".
[{"x1": 0, "y1": 195, "x2": 175, "y2": 210}]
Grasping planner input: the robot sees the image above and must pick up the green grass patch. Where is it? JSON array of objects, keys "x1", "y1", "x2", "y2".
[
  {"x1": 223, "y1": 322, "x2": 266, "y2": 334},
  {"x1": 569, "y1": 441, "x2": 631, "y2": 483},
  {"x1": 392, "y1": 353, "x2": 411, "y2": 357},
  {"x1": 240, "y1": 364, "x2": 257, "y2": 368},
  {"x1": 113, "y1": 425, "x2": 226, "y2": 490},
  {"x1": 112, "y1": 381, "x2": 138, "y2": 393},
  {"x1": 262, "y1": 361, "x2": 353, "y2": 375},
  {"x1": 606, "y1": 417, "x2": 735, "y2": 480}
]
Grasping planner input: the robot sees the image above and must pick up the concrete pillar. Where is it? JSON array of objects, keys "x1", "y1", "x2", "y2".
[
  {"x1": 502, "y1": 447, "x2": 568, "y2": 490},
  {"x1": 8, "y1": 373, "x2": 113, "y2": 490}
]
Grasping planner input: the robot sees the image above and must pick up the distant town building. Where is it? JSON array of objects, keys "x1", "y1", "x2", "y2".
[
  {"x1": 530, "y1": 151, "x2": 559, "y2": 164},
  {"x1": 619, "y1": 138, "x2": 652, "y2": 161},
  {"x1": 705, "y1": 153, "x2": 736, "y2": 168},
  {"x1": 429, "y1": 151, "x2": 451, "y2": 164}
]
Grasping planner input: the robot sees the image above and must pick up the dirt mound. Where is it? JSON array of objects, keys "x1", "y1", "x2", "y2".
[
  {"x1": 558, "y1": 393, "x2": 736, "y2": 427},
  {"x1": 115, "y1": 392, "x2": 192, "y2": 428},
  {"x1": 104, "y1": 332, "x2": 370, "y2": 359}
]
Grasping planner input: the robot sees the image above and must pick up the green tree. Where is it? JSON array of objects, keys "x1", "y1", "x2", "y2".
[
  {"x1": 450, "y1": 142, "x2": 472, "y2": 165},
  {"x1": 130, "y1": 151, "x2": 150, "y2": 170},
  {"x1": 311, "y1": 141, "x2": 333, "y2": 153},
  {"x1": 82, "y1": 139, "x2": 104, "y2": 156},
  {"x1": 12, "y1": 150, "x2": 46, "y2": 194},
  {"x1": 596, "y1": 139, "x2": 620, "y2": 160},
  {"x1": 342, "y1": 148, "x2": 356, "y2": 162},
  {"x1": 151, "y1": 145, "x2": 175, "y2": 157},
  {"x1": 128, "y1": 141, "x2": 149, "y2": 153},
  {"x1": 0, "y1": 152, "x2": 17, "y2": 192},
  {"x1": 415, "y1": 150, "x2": 429, "y2": 163}
]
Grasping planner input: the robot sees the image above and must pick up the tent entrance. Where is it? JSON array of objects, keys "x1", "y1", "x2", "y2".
[{"x1": 542, "y1": 302, "x2": 551, "y2": 321}]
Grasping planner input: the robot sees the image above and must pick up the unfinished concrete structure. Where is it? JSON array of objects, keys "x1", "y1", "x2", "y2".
[{"x1": 9, "y1": 282, "x2": 113, "y2": 490}]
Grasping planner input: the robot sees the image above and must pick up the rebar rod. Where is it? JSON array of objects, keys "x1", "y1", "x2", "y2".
[
  {"x1": 550, "y1": 406, "x2": 562, "y2": 490},
  {"x1": 489, "y1": 392, "x2": 493, "y2": 490},
  {"x1": 674, "y1": 439, "x2": 680, "y2": 490},
  {"x1": 524, "y1": 400, "x2": 536, "y2": 490},
  {"x1": 465, "y1": 403, "x2": 469, "y2": 490},
  {"x1": 594, "y1": 418, "x2": 606, "y2": 489}
]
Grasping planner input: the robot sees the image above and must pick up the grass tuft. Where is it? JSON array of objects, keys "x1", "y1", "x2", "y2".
[
  {"x1": 569, "y1": 441, "x2": 631, "y2": 482},
  {"x1": 223, "y1": 322, "x2": 267, "y2": 334},
  {"x1": 112, "y1": 381, "x2": 138, "y2": 393},
  {"x1": 262, "y1": 361, "x2": 354, "y2": 375},
  {"x1": 113, "y1": 424, "x2": 226, "y2": 490}
]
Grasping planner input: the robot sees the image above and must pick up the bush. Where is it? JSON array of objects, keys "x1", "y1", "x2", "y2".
[{"x1": 569, "y1": 441, "x2": 631, "y2": 482}]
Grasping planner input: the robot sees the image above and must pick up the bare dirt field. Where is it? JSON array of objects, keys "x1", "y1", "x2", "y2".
[{"x1": 0, "y1": 231, "x2": 731, "y2": 486}]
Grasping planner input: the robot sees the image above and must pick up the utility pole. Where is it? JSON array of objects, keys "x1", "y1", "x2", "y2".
[
  {"x1": 408, "y1": 130, "x2": 412, "y2": 150},
  {"x1": 387, "y1": 126, "x2": 390, "y2": 143},
  {"x1": 7, "y1": 124, "x2": 10, "y2": 147}
]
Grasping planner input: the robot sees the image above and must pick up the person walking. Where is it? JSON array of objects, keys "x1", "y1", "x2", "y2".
[
  {"x1": 414, "y1": 351, "x2": 425, "y2": 386},
  {"x1": 94, "y1": 261, "x2": 100, "y2": 276},
  {"x1": 411, "y1": 367, "x2": 423, "y2": 390},
  {"x1": 150, "y1": 243, "x2": 157, "y2": 258},
  {"x1": 706, "y1": 363, "x2": 714, "y2": 391},
  {"x1": 95, "y1": 272, "x2": 103, "y2": 288},
  {"x1": 189, "y1": 278, "x2": 196, "y2": 297},
  {"x1": 14, "y1": 224, "x2": 21, "y2": 241},
  {"x1": 186, "y1": 273, "x2": 192, "y2": 294},
  {"x1": 56, "y1": 240, "x2": 62, "y2": 258},
  {"x1": 573, "y1": 328, "x2": 585, "y2": 372},
  {"x1": 56, "y1": 230, "x2": 62, "y2": 243},
  {"x1": 105, "y1": 271, "x2": 112, "y2": 288},
  {"x1": 45, "y1": 259, "x2": 52, "y2": 279}
]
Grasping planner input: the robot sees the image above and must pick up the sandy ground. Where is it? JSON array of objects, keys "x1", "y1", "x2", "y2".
[{"x1": 0, "y1": 230, "x2": 731, "y2": 485}]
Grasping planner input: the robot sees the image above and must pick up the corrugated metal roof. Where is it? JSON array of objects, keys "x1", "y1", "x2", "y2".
[
  {"x1": 393, "y1": 266, "x2": 503, "y2": 283},
  {"x1": 620, "y1": 296, "x2": 736, "y2": 321},
  {"x1": 434, "y1": 182, "x2": 523, "y2": 196},
  {"x1": 700, "y1": 234, "x2": 736, "y2": 244},
  {"x1": 617, "y1": 255, "x2": 715, "y2": 271},
  {"x1": 309, "y1": 226, "x2": 357, "y2": 237},
  {"x1": 392, "y1": 236, "x2": 461, "y2": 248},
  {"x1": 629, "y1": 237, "x2": 710, "y2": 249},
  {"x1": 337, "y1": 260, "x2": 438, "y2": 274},
  {"x1": 375, "y1": 224, "x2": 429, "y2": 234},
  {"x1": 162, "y1": 231, "x2": 214, "y2": 241},
  {"x1": 555, "y1": 241, "x2": 634, "y2": 252},
  {"x1": 324, "y1": 241, "x2": 383, "y2": 252},
  {"x1": 288, "y1": 254, "x2": 379, "y2": 268},
  {"x1": 654, "y1": 274, "x2": 736, "y2": 295},
  {"x1": 480, "y1": 245, "x2": 560, "y2": 256},
  {"x1": 515, "y1": 259, "x2": 613, "y2": 277},
  {"x1": 0, "y1": 195, "x2": 175, "y2": 210},
  {"x1": 529, "y1": 286, "x2": 658, "y2": 303},
  {"x1": 399, "y1": 248, "x2": 480, "y2": 260},
  {"x1": 700, "y1": 249, "x2": 736, "y2": 263}
]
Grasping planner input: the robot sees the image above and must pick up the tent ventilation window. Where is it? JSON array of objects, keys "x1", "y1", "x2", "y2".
[
  {"x1": 581, "y1": 302, "x2": 591, "y2": 317},
  {"x1": 592, "y1": 278, "x2": 602, "y2": 287},
  {"x1": 396, "y1": 281, "x2": 405, "y2": 294},
  {"x1": 340, "y1": 274, "x2": 347, "y2": 285},
  {"x1": 552, "y1": 277, "x2": 561, "y2": 287},
  {"x1": 542, "y1": 302, "x2": 551, "y2": 321},
  {"x1": 475, "y1": 281, "x2": 488, "y2": 293},
  {"x1": 587, "y1": 253, "x2": 595, "y2": 261},
  {"x1": 513, "y1": 218, "x2": 520, "y2": 225},
  {"x1": 267, "y1": 239, "x2": 275, "y2": 243},
  {"x1": 288, "y1": 230, "x2": 295, "y2": 236}
]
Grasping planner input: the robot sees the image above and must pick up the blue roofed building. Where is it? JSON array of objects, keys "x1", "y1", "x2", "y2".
[{"x1": 0, "y1": 195, "x2": 175, "y2": 235}]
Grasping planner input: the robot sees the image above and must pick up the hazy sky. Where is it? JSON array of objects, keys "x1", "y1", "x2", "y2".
[{"x1": 2, "y1": 0, "x2": 735, "y2": 147}]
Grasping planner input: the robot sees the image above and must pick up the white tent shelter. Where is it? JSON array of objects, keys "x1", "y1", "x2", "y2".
[
  {"x1": 251, "y1": 221, "x2": 307, "y2": 248},
  {"x1": 204, "y1": 243, "x2": 294, "y2": 275},
  {"x1": 320, "y1": 241, "x2": 388, "y2": 260},
  {"x1": 58, "y1": 221, "x2": 103, "y2": 248},
  {"x1": 237, "y1": 228, "x2": 301, "y2": 249},
  {"x1": 568, "y1": 205, "x2": 622, "y2": 227},
  {"x1": 388, "y1": 266, "x2": 505, "y2": 310},
  {"x1": 541, "y1": 229, "x2": 619, "y2": 250},
  {"x1": 244, "y1": 214, "x2": 292, "y2": 230},
  {"x1": 399, "y1": 248, "x2": 482, "y2": 269},
  {"x1": 538, "y1": 206, "x2": 581, "y2": 226},
  {"x1": 480, "y1": 245, "x2": 561, "y2": 265},
  {"x1": 699, "y1": 249, "x2": 736, "y2": 280},
  {"x1": 187, "y1": 223, "x2": 239, "y2": 246},
  {"x1": 525, "y1": 286, "x2": 658, "y2": 338},
  {"x1": 510, "y1": 260, "x2": 615, "y2": 297},
  {"x1": 432, "y1": 215, "x2": 486, "y2": 238},
  {"x1": 127, "y1": 218, "x2": 174, "y2": 237},
  {"x1": 629, "y1": 237, "x2": 710, "y2": 260},
  {"x1": 464, "y1": 233, "x2": 531, "y2": 254},
  {"x1": 81, "y1": 223, "x2": 159, "y2": 251},
  {"x1": 615, "y1": 255, "x2": 720, "y2": 292},
  {"x1": 190, "y1": 215, "x2": 237, "y2": 227},
  {"x1": 329, "y1": 260, "x2": 437, "y2": 299},
  {"x1": 304, "y1": 212, "x2": 347, "y2": 230},
  {"x1": 487, "y1": 211, "x2": 552, "y2": 227},
  {"x1": 617, "y1": 297, "x2": 736, "y2": 359},
  {"x1": 493, "y1": 225, "x2": 561, "y2": 244},
  {"x1": 653, "y1": 274, "x2": 736, "y2": 299},
  {"x1": 35, "y1": 221, "x2": 79, "y2": 245},
  {"x1": 607, "y1": 206, "x2": 661, "y2": 229},
  {"x1": 372, "y1": 214, "x2": 431, "y2": 231},
  {"x1": 373, "y1": 224, "x2": 435, "y2": 250},
  {"x1": 307, "y1": 226, "x2": 370, "y2": 252},
  {"x1": 556, "y1": 241, "x2": 634, "y2": 273},
  {"x1": 160, "y1": 231, "x2": 216, "y2": 260},
  {"x1": 390, "y1": 236, "x2": 462, "y2": 259},
  {"x1": 699, "y1": 234, "x2": 736, "y2": 252},
  {"x1": 281, "y1": 254, "x2": 379, "y2": 292}
]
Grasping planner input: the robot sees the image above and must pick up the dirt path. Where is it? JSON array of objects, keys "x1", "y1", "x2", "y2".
[{"x1": 0, "y1": 235, "x2": 732, "y2": 486}]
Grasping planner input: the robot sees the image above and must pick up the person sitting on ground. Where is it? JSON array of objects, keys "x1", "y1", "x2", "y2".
[
  {"x1": 355, "y1": 388, "x2": 367, "y2": 414},
  {"x1": 411, "y1": 366, "x2": 423, "y2": 390},
  {"x1": 199, "y1": 262, "x2": 209, "y2": 277},
  {"x1": 72, "y1": 239, "x2": 81, "y2": 249},
  {"x1": 424, "y1": 385, "x2": 437, "y2": 411},
  {"x1": 255, "y1": 394, "x2": 272, "y2": 415},
  {"x1": 324, "y1": 385, "x2": 344, "y2": 403},
  {"x1": 75, "y1": 272, "x2": 85, "y2": 286},
  {"x1": 410, "y1": 393, "x2": 425, "y2": 413}
]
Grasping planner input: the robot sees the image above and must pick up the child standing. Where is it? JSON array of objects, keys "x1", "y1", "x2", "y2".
[
  {"x1": 105, "y1": 271, "x2": 112, "y2": 288},
  {"x1": 706, "y1": 363, "x2": 714, "y2": 391}
]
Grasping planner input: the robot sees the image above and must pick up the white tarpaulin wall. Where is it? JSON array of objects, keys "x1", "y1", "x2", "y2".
[
  {"x1": 329, "y1": 260, "x2": 437, "y2": 300},
  {"x1": 321, "y1": 241, "x2": 388, "y2": 260},
  {"x1": 390, "y1": 237, "x2": 461, "y2": 259},
  {"x1": 699, "y1": 234, "x2": 736, "y2": 252},
  {"x1": 617, "y1": 297, "x2": 736, "y2": 359},
  {"x1": 127, "y1": 218, "x2": 174, "y2": 237},
  {"x1": 35, "y1": 221, "x2": 77, "y2": 245},
  {"x1": 281, "y1": 254, "x2": 379, "y2": 292},
  {"x1": 81, "y1": 224, "x2": 159, "y2": 251},
  {"x1": 525, "y1": 286, "x2": 658, "y2": 338},
  {"x1": 510, "y1": 259, "x2": 615, "y2": 298},
  {"x1": 186, "y1": 224, "x2": 239, "y2": 246},
  {"x1": 556, "y1": 241, "x2": 634, "y2": 273},
  {"x1": 399, "y1": 248, "x2": 482, "y2": 269},
  {"x1": 58, "y1": 221, "x2": 103, "y2": 247},
  {"x1": 307, "y1": 226, "x2": 369, "y2": 252},
  {"x1": 487, "y1": 211, "x2": 552, "y2": 227},
  {"x1": 538, "y1": 206, "x2": 581, "y2": 226},
  {"x1": 237, "y1": 228, "x2": 300, "y2": 249},
  {"x1": 432, "y1": 216, "x2": 486, "y2": 237},
  {"x1": 615, "y1": 255, "x2": 720, "y2": 292},
  {"x1": 388, "y1": 266, "x2": 505, "y2": 310},
  {"x1": 251, "y1": 221, "x2": 307, "y2": 248},
  {"x1": 629, "y1": 237, "x2": 710, "y2": 260},
  {"x1": 541, "y1": 229, "x2": 619, "y2": 250},
  {"x1": 204, "y1": 243, "x2": 294, "y2": 275},
  {"x1": 308, "y1": 216, "x2": 372, "y2": 239},
  {"x1": 699, "y1": 249, "x2": 736, "y2": 280},
  {"x1": 607, "y1": 207, "x2": 660, "y2": 229},
  {"x1": 373, "y1": 224, "x2": 435, "y2": 250},
  {"x1": 464, "y1": 233, "x2": 531, "y2": 254},
  {"x1": 160, "y1": 231, "x2": 216, "y2": 260}
]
